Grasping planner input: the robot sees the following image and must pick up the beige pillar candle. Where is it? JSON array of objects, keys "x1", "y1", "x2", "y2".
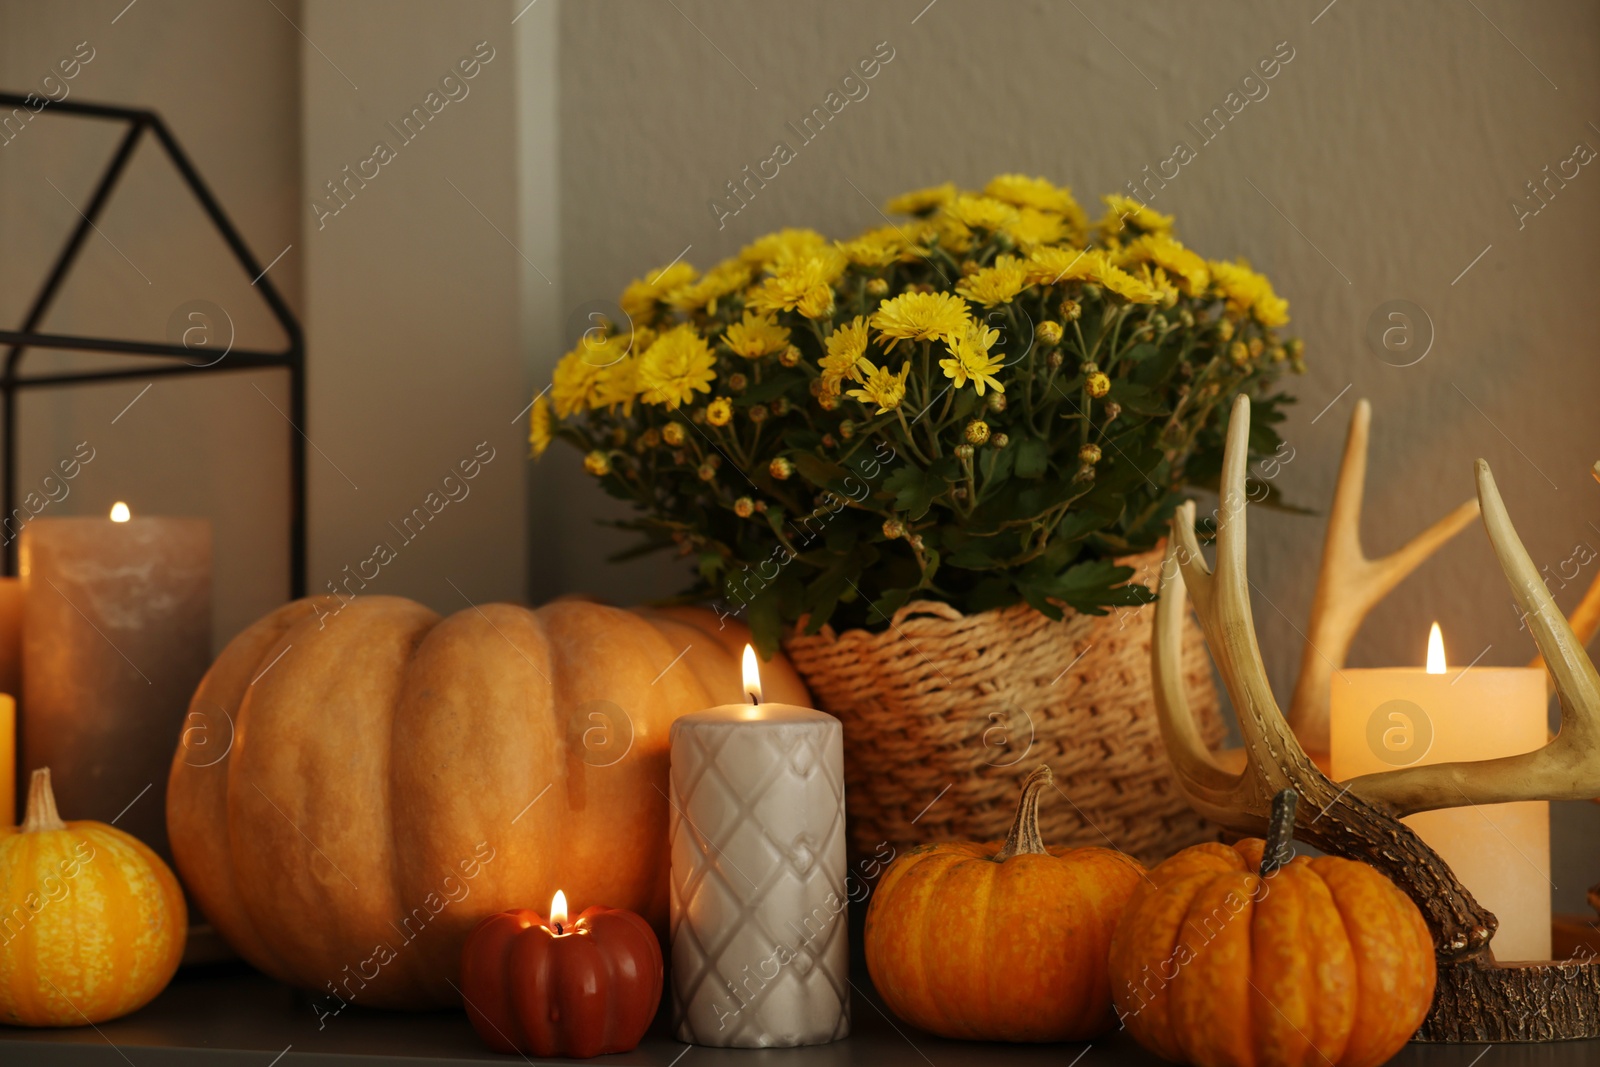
[
  {"x1": 1331, "y1": 622, "x2": 1550, "y2": 961},
  {"x1": 0, "y1": 576, "x2": 19, "y2": 824},
  {"x1": 669, "y1": 646, "x2": 848, "y2": 1048},
  {"x1": 20, "y1": 504, "x2": 211, "y2": 861},
  {"x1": 0, "y1": 695, "x2": 12, "y2": 827}
]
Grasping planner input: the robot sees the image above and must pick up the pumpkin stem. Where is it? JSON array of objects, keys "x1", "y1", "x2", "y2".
[
  {"x1": 994, "y1": 765, "x2": 1052, "y2": 861},
  {"x1": 22, "y1": 768, "x2": 67, "y2": 833},
  {"x1": 1259, "y1": 788, "x2": 1298, "y2": 878}
]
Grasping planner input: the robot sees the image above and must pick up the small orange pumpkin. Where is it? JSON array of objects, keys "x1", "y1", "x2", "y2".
[
  {"x1": 0, "y1": 768, "x2": 186, "y2": 1026},
  {"x1": 864, "y1": 765, "x2": 1146, "y2": 1041},
  {"x1": 1108, "y1": 791, "x2": 1436, "y2": 1067}
]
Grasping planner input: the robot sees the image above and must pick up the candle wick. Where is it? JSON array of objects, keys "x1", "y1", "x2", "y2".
[{"x1": 554, "y1": 921, "x2": 563, "y2": 935}]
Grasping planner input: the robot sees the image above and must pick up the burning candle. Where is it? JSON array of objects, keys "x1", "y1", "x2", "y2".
[
  {"x1": 19, "y1": 502, "x2": 211, "y2": 860},
  {"x1": 460, "y1": 890, "x2": 663, "y2": 1058},
  {"x1": 668, "y1": 646, "x2": 848, "y2": 1047},
  {"x1": 1331, "y1": 622, "x2": 1550, "y2": 960}
]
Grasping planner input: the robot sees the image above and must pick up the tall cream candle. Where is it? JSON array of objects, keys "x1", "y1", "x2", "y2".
[
  {"x1": 20, "y1": 504, "x2": 211, "y2": 861},
  {"x1": 669, "y1": 645, "x2": 848, "y2": 1048},
  {"x1": 0, "y1": 576, "x2": 21, "y2": 823},
  {"x1": 1330, "y1": 623, "x2": 1550, "y2": 960}
]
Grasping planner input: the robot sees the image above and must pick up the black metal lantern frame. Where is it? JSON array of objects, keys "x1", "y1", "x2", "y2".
[{"x1": 0, "y1": 91, "x2": 306, "y2": 596}]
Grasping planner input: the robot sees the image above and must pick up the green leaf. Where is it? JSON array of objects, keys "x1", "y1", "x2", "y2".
[
  {"x1": 735, "y1": 371, "x2": 805, "y2": 407},
  {"x1": 883, "y1": 465, "x2": 947, "y2": 520},
  {"x1": 1121, "y1": 342, "x2": 1158, "y2": 363},
  {"x1": 791, "y1": 452, "x2": 849, "y2": 490},
  {"x1": 1106, "y1": 380, "x2": 1169, "y2": 416},
  {"x1": 1013, "y1": 436, "x2": 1050, "y2": 479}
]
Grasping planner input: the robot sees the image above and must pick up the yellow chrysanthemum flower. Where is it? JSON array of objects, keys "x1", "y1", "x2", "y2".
[
  {"x1": 637, "y1": 325, "x2": 718, "y2": 409},
  {"x1": 1000, "y1": 207, "x2": 1067, "y2": 251},
  {"x1": 979, "y1": 177, "x2": 1094, "y2": 244},
  {"x1": 985, "y1": 174, "x2": 1073, "y2": 213},
  {"x1": 1025, "y1": 247, "x2": 1160, "y2": 303},
  {"x1": 870, "y1": 291, "x2": 971, "y2": 351},
  {"x1": 1138, "y1": 265, "x2": 1180, "y2": 307},
  {"x1": 956, "y1": 255, "x2": 1031, "y2": 307},
  {"x1": 846, "y1": 358, "x2": 912, "y2": 414},
  {"x1": 551, "y1": 340, "x2": 620, "y2": 418},
  {"x1": 528, "y1": 394, "x2": 552, "y2": 457},
  {"x1": 1211, "y1": 260, "x2": 1289, "y2": 327},
  {"x1": 1114, "y1": 234, "x2": 1210, "y2": 296},
  {"x1": 739, "y1": 227, "x2": 830, "y2": 268},
  {"x1": 724, "y1": 311, "x2": 791, "y2": 359},
  {"x1": 745, "y1": 249, "x2": 846, "y2": 319},
  {"x1": 837, "y1": 226, "x2": 906, "y2": 268},
  {"x1": 886, "y1": 182, "x2": 957, "y2": 216},
  {"x1": 668, "y1": 258, "x2": 752, "y2": 313},
  {"x1": 943, "y1": 194, "x2": 1021, "y2": 233},
  {"x1": 939, "y1": 322, "x2": 1006, "y2": 396},
  {"x1": 1097, "y1": 194, "x2": 1175, "y2": 241},
  {"x1": 619, "y1": 261, "x2": 698, "y2": 326},
  {"x1": 596, "y1": 354, "x2": 639, "y2": 416},
  {"x1": 706, "y1": 396, "x2": 734, "y2": 427},
  {"x1": 819, "y1": 316, "x2": 871, "y2": 390}
]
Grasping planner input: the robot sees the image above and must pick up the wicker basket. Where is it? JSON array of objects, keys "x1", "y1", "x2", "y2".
[{"x1": 780, "y1": 545, "x2": 1224, "y2": 866}]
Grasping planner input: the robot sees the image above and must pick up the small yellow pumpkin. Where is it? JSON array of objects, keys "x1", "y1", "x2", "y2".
[{"x1": 0, "y1": 768, "x2": 186, "y2": 1026}]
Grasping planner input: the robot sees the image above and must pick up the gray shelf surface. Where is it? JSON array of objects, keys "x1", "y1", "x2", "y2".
[{"x1": 1, "y1": 964, "x2": 1598, "y2": 1066}]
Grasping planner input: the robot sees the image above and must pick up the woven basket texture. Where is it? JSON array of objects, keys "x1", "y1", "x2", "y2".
[{"x1": 780, "y1": 546, "x2": 1224, "y2": 865}]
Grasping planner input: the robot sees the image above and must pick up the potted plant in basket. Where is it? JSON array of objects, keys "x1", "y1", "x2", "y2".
[{"x1": 530, "y1": 174, "x2": 1302, "y2": 863}]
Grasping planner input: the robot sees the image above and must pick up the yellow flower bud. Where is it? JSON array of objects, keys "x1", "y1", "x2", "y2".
[
  {"x1": 769, "y1": 457, "x2": 794, "y2": 480},
  {"x1": 866, "y1": 277, "x2": 889, "y2": 297},
  {"x1": 991, "y1": 432, "x2": 1010, "y2": 449},
  {"x1": 882, "y1": 518, "x2": 906, "y2": 539},
  {"x1": 1229, "y1": 341, "x2": 1249, "y2": 366},
  {"x1": 1037, "y1": 320, "x2": 1063, "y2": 346},
  {"x1": 1086, "y1": 372, "x2": 1111, "y2": 398},
  {"x1": 1079, "y1": 443, "x2": 1102, "y2": 464},
  {"x1": 965, "y1": 420, "x2": 991, "y2": 446},
  {"x1": 706, "y1": 397, "x2": 733, "y2": 427},
  {"x1": 1060, "y1": 298, "x2": 1081, "y2": 322},
  {"x1": 779, "y1": 345, "x2": 803, "y2": 368},
  {"x1": 1216, "y1": 318, "x2": 1235, "y2": 342},
  {"x1": 584, "y1": 451, "x2": 611, "y2": 476},
  {"x1": 734, "y1": 497, "x2": 755, "y2": 518},
  {"x1": 662, "y1": 422, "x2": 686, "y2": 446}
]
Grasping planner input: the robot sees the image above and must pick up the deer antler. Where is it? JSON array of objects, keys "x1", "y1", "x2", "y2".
[
  {"x1": 1528, "y1": 460, "x2": 1600, "y2": 690},
  {"x1": 1286, "y1": 399, "x2": 1479, "y2": 754},
  {"x1": 1346, "y1": 459, "x2": 1600, "y2": 815},
  {"x1": 1153, "y1": 395, "x2": 1494, "y2": 956},
  {"x1": 1152, "y1": 393, "x2": 1600, "y2": 1041}
]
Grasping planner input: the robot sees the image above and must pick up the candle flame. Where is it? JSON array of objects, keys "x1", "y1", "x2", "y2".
[
  {"x1": 1426, "y1": 622, "x2": 1447, "y2": 675},
  {"x1": 109, "y1": 502, "x2": 131, "y2": 523},
  {"x1": 550, "y1": 889, "x2": 568, "y2": 927},
  {"x1": 742, "y1": 644, "x2": 762, "y2": 705}
]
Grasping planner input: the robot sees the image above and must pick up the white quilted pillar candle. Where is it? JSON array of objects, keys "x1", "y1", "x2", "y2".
[{"x1": 668, "y1": 647, "x2": 849, "y2": 1047}]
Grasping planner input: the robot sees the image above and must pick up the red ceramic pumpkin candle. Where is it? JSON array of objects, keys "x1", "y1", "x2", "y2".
[{"x1": 460, "y1": 891, "x2": 663, "y2": 1058}]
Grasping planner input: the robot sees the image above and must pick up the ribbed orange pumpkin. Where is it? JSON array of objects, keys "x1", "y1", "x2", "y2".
[
  {"x1": 166, "y1": 595, "x2": 808, "y2": 1010},
  {"x1": 1109, "y1": 829, "x2": 1436, "y2": 1067},
  {"x1": 864, "y1": 766, "x2": 1146, "y2": 1041},
  {"x1": 0, "y1": 768, "x2": 186, "y2": 1026}
]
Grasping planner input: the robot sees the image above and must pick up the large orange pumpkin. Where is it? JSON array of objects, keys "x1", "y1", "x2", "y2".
[
  {"x1": 165, "y1": 595, "x2": 807, "y2": 1010},
  {"x1": 0, "y1": 768, "x2": 186, "y2": 1026},
  {"x1": 1108, "y1": 832, "x2": 1436, "y2": 1067},
  {"x1": 863, "y1": 766, "x2": 1146, "y2": 1041}
]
